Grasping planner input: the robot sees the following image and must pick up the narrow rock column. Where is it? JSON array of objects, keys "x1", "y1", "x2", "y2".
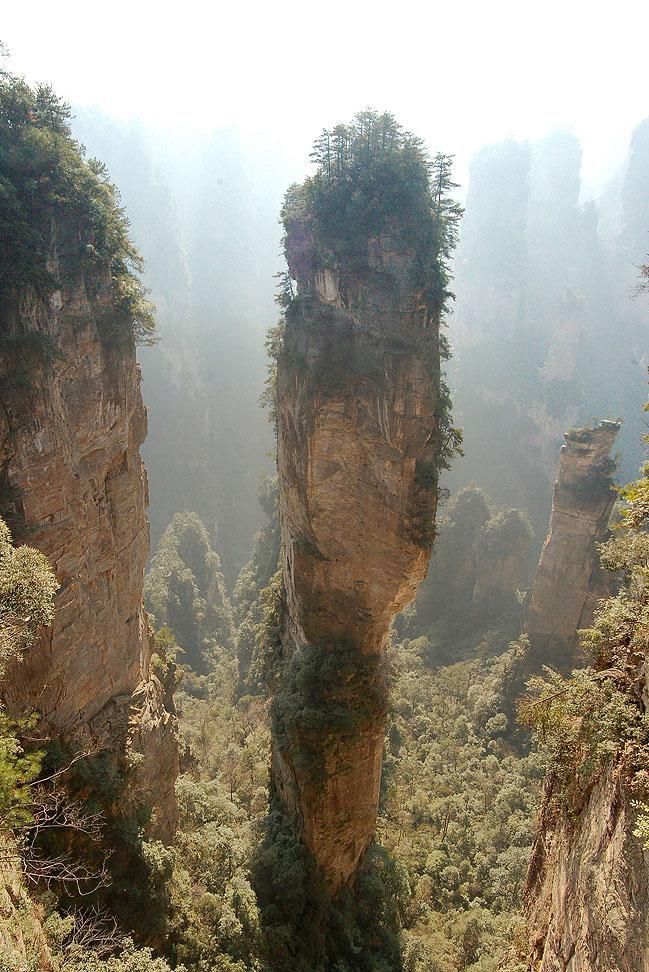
[
  {"x1": 523, "y1": 420, "x2": 620, "y2": 673},
  {"x1": 272, "y1": 217, "x2": 443, "y2": 891}
]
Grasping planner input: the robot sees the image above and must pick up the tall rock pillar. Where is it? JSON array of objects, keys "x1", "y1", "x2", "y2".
[
  {"x1": 523, "y1": 420, "x2": 620, "y2": 674},
  {"x1": 270, "y1": 120, "x2": 453, "y2": 890},
  {"x1": 0, "y1": 256, "x2": 179, "y2": 836}
]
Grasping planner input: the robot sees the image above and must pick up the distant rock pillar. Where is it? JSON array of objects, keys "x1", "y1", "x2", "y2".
[{"x1": 523, "y1": 420, "x2": 620, "y2": 674}]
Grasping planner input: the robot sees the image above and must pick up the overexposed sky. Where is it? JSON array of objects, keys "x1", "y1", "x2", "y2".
[{"x1": 3, "y1": 0, "x2": 648, "y2": 194}]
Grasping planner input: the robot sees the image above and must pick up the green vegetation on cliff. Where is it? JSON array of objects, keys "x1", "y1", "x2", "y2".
[
  {"x1": 0, "y1": 57, "x2": 154, "y2": 342},
  {"x1": 0, "y1": 517, "x2": 57, "y2": 676},
  {"x1": 284, "y1": 110, "x2": 462, "y2": 309},
  {"x1": 0, "y1": 518, "x2": 55, "y2": 830}
]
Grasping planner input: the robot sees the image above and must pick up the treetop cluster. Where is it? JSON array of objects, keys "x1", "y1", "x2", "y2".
[
  {"x1": 0, "y1": 59, "x2": 154, "y2": 343},
  {"x1": 281, "y1": 109, "x2": 462, "y2": 313}
]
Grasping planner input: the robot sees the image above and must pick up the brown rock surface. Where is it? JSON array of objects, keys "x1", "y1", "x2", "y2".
[
  {"x1": 273, "y1": 218, "x2": 442, "y2": 891},
  {"x1": 0, "y1": 268, "x2": 178, "y2": 836},
  {"x1": 516, "y1": 419, "x2": 649, "y2": 972},
  {"x1": 523, "y1": 766, "x2": 649, "y2": 971},
  {"x1": 523, "y1": 420, "x2": 620, "y2": 674}
]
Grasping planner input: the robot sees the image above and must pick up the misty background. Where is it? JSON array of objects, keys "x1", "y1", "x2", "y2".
[{"x1": 3, "y1": 3, "x2": 648, "y2": 580}]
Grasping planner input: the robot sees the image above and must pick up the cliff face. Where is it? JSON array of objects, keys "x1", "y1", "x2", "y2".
[
  {"x1": 0, "y1": 264, "x2": 178, "y2": 836},
  {"x1": 520, "y1": 431, "x2": 649, "y2": 971},
  {"x1": 273, "y1": 219, "x2": 442, "y2": 891},
  {"x1": 523, "y1": 421, "x2": 619, "y2": 674},
  {"x1": 524, "y1": 767, "x2": 649, "y2": 972}
]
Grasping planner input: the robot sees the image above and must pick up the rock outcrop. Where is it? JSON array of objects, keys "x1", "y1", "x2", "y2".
[
  {"x1": 523, "y1": 766, "x2": 649, "y2": 972},
  {"x1": 519, "y1": 428, "x2": 649, "y2": 971},
  {"x1": 0, "y1": 262, "x2": 178, "y2": 837},
  {"x1": 522, "y1": 420, "x2": 620, "y2": 674},
  {"x1": 273, "y1": 215, "x2": 443, "y2": 891}
]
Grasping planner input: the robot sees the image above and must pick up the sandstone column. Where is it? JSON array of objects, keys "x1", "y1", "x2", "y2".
[
  {"x1": 272, "y1": 196, "x2": 446, "y2": 890},
  {"x1": 523, "y1": 420, "x2": 620, "y2": 674}
]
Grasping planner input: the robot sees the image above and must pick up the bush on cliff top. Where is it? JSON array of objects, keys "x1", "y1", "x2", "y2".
[
  {"x1": 282, "y1": 109, "x2": 462, "y2": 313},
  {"x1": 0, "y1": 51, "x2": 155, "y2": 343}
]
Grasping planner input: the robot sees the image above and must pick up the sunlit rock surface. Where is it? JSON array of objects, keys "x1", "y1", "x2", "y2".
[
  {"x1": 524, "y1": 764, "x2": 649, "y2": 972},
  {"x1": 524, "y1": 420, "x2": 620, "y2": 673},
  {"x1": 0, "y1": 257, "x2": 178, "y2": 836},
  {"x1": 273, "y1": 216, "x2": 442, "y2": 890}
]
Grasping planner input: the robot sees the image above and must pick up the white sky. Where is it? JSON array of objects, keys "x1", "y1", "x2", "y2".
[{"x1": 3, "y1": 0, "x2": 648, "y2": 195}]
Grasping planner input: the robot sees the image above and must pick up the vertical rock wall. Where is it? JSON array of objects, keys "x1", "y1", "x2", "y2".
[
  {"x1": 273, "y1": 219, "x2": 442, "y2": 891},
  {"x1": 517, "y1": 419, "x2": 649, "y2": 971},
  {"x1": 0, "y1": 266, "x2": 178, "y2": 836},
  {"x1": 524, "y1": 766, "x2": 649, "y2": 972}
]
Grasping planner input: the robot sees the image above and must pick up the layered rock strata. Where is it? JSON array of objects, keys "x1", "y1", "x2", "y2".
[
  {"x1": 523, "y1": 420, "x2": 620, "y2": 674},
  {"x1": 0, "y1": 264, "x2": 178, "y2": 836},
  {"x1": 273, "y1": 220, "x2": 442, "y2": 891}
]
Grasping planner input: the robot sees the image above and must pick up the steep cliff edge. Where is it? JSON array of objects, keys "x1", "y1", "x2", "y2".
[
  {"x1": 523, "y1": 766, "x2": 649, "y2": 972},
  {"x1": 522, "y1": 420, "x2": 619, "y2": 675},
  {"x1": 517, "y1": 427, "x2": 649, "y2": 971},
  {"x1": 0, "y1": 264, "x2": 178, "y2": 836},
  {"x1": 270, "y1": 114, "x2": 458, "y2": 892},
  {"x1": 0, "y1": 74, "x2": 178, "y2": 837}
]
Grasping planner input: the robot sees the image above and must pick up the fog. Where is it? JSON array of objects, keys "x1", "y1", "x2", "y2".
[
  {"x1": 3, "y1": 3, "x2": 648, "y2": 578},
  {"x1": 4, "y1": 0, "x2": 649, "y2": 195}
]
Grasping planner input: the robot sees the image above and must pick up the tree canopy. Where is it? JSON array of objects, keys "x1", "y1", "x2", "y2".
[
  {"x1": 0, "y1": 57, "x2": 154, "y2": 342},
  {"x1": 282, "y1": 109, "x2": 462, "y2": 312}
]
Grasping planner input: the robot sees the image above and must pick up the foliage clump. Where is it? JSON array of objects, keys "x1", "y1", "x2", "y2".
[
  {"x1": 0, "y1": 517, "x2": 57, "y2": 676},
  {"x1": 145, "y1": 512, "x2": 234, "y2": 674},
  {"x1": 0, "y1": 55, "x2": 154, "y2": 342},
  {"x1": 0, "y1": 514, "x2": 56, "y2": 835},
  {"x1": 272, "y1": 640, "x2": 388, "y2": 785},
  {"x1": 284, "y1": 109, "x2": 462, "y2": 310}
]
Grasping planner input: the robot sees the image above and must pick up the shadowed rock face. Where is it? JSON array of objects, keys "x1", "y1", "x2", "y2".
[
  {"x1": 524, "y1": 767, "x2": 649, "y2": 972},
  {"x1": 524, "y1": 420, "x2": 620, "y2": 674},
  {"x1": 273, "y1": 217, "x2": 442, "y2": 891},
  {"x1": 516, "y1": 420, "x2": 649, "y2": 972},
  {"x1": 0, "y1": 260, "x2": 178, "y2": 837}
]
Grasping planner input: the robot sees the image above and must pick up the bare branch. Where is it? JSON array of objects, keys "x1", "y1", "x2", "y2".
[{"x1": 60, "y1": 907, "x2": 126, "y2": 962}]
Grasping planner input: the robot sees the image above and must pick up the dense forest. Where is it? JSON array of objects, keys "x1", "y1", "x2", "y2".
[{"x1": 1, "y1": 37, "x2": 648, "y2": 972}]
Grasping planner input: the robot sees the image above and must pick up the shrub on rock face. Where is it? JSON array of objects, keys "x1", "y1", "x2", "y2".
[
  {"x1": 0, "y1": 517, "x2": 55, "y2": 831},
  {"x1": 0, "y1": 516, "x2": 57, "y2": 674}
]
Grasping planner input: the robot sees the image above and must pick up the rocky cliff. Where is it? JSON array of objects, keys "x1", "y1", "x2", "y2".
[
  {"x1": 519, "y1": 439, "x2": 649, "y2": 971},
  {"x1": 523, "y1": 766, "x2": 649, "y2": 971},
  {"x1": 522, "y1": 420, "x2": 620, "y2": 675},
  {"x1": 0, "y1": 260, "x2": 178, "y2": 837},
  {"x1": 271, "y1": 142, "x2": 448, "y2": 890}
]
